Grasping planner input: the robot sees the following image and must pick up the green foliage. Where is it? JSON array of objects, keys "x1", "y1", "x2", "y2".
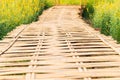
[
  {"x1": 101, "y1": 13, "x2": 111, "y2": 35},
  {"x1": 82, "y1": 0, "x2": 120, "y2": 43},
  {"x1": 44, "y1": 0, "x2": 54, "y2": 9},
  {"x1": 82, "y1": 3, "x2": 94, "y2": 19},
  {"x1": 110, "y1": 12, "x2": 120, "y2": 43}
]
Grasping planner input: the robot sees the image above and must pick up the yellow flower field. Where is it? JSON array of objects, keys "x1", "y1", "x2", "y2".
[{"x1": 0, "y1": 0, "x2": 45, "y2": 39}]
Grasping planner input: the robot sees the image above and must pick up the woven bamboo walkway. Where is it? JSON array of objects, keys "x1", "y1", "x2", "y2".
[{"x1": 0, "y1": 6, "x2": 120, "y2": 80}]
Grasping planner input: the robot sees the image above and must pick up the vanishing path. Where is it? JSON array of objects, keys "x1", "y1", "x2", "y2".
[{"x1": 0, "y1": 6, "x2": 120, "y2": 80}]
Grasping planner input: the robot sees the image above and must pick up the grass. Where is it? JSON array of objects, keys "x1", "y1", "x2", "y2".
[
  {"x1": 0, "y1": 0, "x2": 45, "y2": 39},
  {"x1": 82, "y1": 0, "x2": 120, "y2": 43}
]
